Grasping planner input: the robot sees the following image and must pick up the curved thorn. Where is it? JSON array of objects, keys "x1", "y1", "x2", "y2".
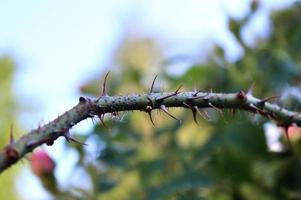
[
  {"x1": 160, "y1": 105, "x2": 181, "y2": 123},
  {"x1": 64, "y1": 133, "x2": 87, "y2": 145},
  {"x1": 194, "y1": 106, "x2": 210, "y2": 121},
  {"x1": 102, "y1": 71, "x2": 110, "y2": 96},
  {"x1": 97, "y1": 71, "x2": 110, "y2": 102},
  {"x1": 183, "y1": 102, "x2": 198, "y2": 124},
  {"x1": 147, "y1": 111, "x2": 155, "y2": 126},
  {"x1": 149, "y1": 74, "x2": 158, "y2": 94}
]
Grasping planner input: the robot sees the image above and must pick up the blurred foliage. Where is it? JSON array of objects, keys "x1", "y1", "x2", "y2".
[
  {"x1": 36, "y1": 2, "x2": 301, "y2": 200},
  {"x1": 0, "y1": 56, "x2": 20, "y2": 200}
]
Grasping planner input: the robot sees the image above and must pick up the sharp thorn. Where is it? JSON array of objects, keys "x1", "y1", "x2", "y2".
[
  {"x1": 260, "y1": 95, "x2": 281, "y2": 104},
  {"x1": 160, "y1": 105, "x2": 181, "y2": 123},
  {"x1": 247, "y1": 83, "x2": 255, "y2": 96},
  {"x1": 193, "y1": 90, "x2": 201, "y2": 97},
  {"x1": 183, "y1": 102, "x2": 198, "y2": 124},
  {"x1": 97, "y1": 71, "x2": 110, "y2": 102},
  {"x1": 149, "y1": 74, "x2": 158, "y2": 94},
  {"x1": 208, "y1": 103, "x2": 224, "y2": 119},
  {"x1": 10, "y1": 124, "x2": 14, "y2": 145},
  {"x1": 192, "y1": 109, "x2": 198, "y2": 124},
  {"x1": 147, "y1": 97, "x2": 154, "y2": 107},
  {"x1": 194, "y1": 106, "x2": 210, "y2": 121},
  {"x1": 64, "y1": 133, "x2": 87, "y2": 145},
  {"x1": 147, "y1": 111, "x2": 155, "y2": 126},
  {"x1": 156, "y1": 85, "x2": 182, "y2": 101},
  {"x1": 98, "y1": 114, "x2": 107, "y2": 128}
]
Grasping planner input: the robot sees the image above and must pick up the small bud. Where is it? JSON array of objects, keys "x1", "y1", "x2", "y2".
[{"x1": 31, "y1": 150, "x2": 55, "y2": 177}]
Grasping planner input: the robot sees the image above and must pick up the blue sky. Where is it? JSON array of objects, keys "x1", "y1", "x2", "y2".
[{"x1": 0, "y1": 0, "x2": 296, "y2": 199}]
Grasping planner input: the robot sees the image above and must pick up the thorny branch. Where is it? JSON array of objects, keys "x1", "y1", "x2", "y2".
[{"x1": 0, "y1": 76, "x2": 301, "y2": 174}]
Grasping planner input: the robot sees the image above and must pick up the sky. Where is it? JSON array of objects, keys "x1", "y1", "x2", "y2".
[{"x1": 0, "y1": 0, "x2": 296, "y2": 199}]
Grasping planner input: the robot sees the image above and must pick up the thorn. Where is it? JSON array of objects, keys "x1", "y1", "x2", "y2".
[
  {"x1": 160, "y1": 105, "x2": 181, "y2": 123},
  {"x1": 148, "y1": 111, "x2": 155, "y2": 126},
  {"x1": 64, "y1": 132, "x2": 87, "y2": 145},
  {"x1": 149, "y1": 74, "x2": 158, "y2": 94},
  {"x1": 259, "y1": 95, "x2": 280, "y2": 104},
  {"x1": 10, "y1": 124, "x2": 14, "y2": 145},
  {"x1": 156, "y1": 85, "x2": 182, "y2": 101},
  {"x1": 194, "y1": 106, "x2": 210, "y2": 121},
  {"x1": 145, "y1": 105, "x2": 155, "y2": 126},
  {"x1": 208, "y1": 103, "x2": 224, "y2": 119},
  {"x1": 193, "y1": 90, "x2": 201, "y2": 97},
  {"x1": 147, "y1": 96, "x2": 154, "y2": 107},
  {"x1": 97, "y1": 71, "x2": 110, "y2": 102},
  {"x1": 183, "y1": 102, "x2": 198, "y2": 124},
  {"x1": 98, "y1": 114, "x2": 107, "y2": 128},
  {"x1": 247, "y1": 83, "x2": 255, "y2": 96},
  {"x1": 189, "y1": 93, "x2": 209, "y2": 100},
  {"x1": 283, "y1": 126, "x2": 292, "y2": 147}
]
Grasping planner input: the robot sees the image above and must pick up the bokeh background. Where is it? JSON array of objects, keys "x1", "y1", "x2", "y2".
[{"x1": 1, "y1": 0, "x2": 301, "y2": 199}]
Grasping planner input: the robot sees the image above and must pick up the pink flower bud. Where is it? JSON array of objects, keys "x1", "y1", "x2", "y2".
[{"x1": 31, "y1": 150, "x2": 55, "y2": 177}]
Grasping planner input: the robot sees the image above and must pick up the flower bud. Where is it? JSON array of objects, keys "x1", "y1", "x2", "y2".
[{"x1": 31, "y1": 150, "x2": 55, "y2": 177}]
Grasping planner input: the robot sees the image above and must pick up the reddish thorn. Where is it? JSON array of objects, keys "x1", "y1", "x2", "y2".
[
  {"x1": 156, "y1": 85, "x2": 182, "y2": 101},
  {"x1": 147, "y1": 97, "x2": 154, "y2": 107},
  {"x1": 149, "y1": 74, "x2": 158, "y2": 94},
  {"x1": 97, "y1": 71, "x2": 110, "y2": 102},
  {"x1": 64, "y1": 132, "x2": 87, "y2": 145},
  {"x1": 183, "y1": 102, "x2": 198, "y2": 124},
  {"x1": 10, "y1": 124, "x2": 14, "y2": 145},
  {"x1": 102, "y1": 71, "x2": 110, "y2": 96},
  {"x1": 260, "y1": 95, "x2": 280, "y2": 104},
  {"x1": 160, "y1": 105, "x2": 181, "y2": 123}
]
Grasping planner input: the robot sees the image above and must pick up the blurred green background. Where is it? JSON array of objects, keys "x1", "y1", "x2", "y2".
[{"x1": 2, "y1": 1, "x2": 301, "y2": 200}]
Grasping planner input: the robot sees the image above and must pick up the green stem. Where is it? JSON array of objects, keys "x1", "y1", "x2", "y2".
[{"x1": 0, "y1": 91, "x2": 300, "y2": 173}]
